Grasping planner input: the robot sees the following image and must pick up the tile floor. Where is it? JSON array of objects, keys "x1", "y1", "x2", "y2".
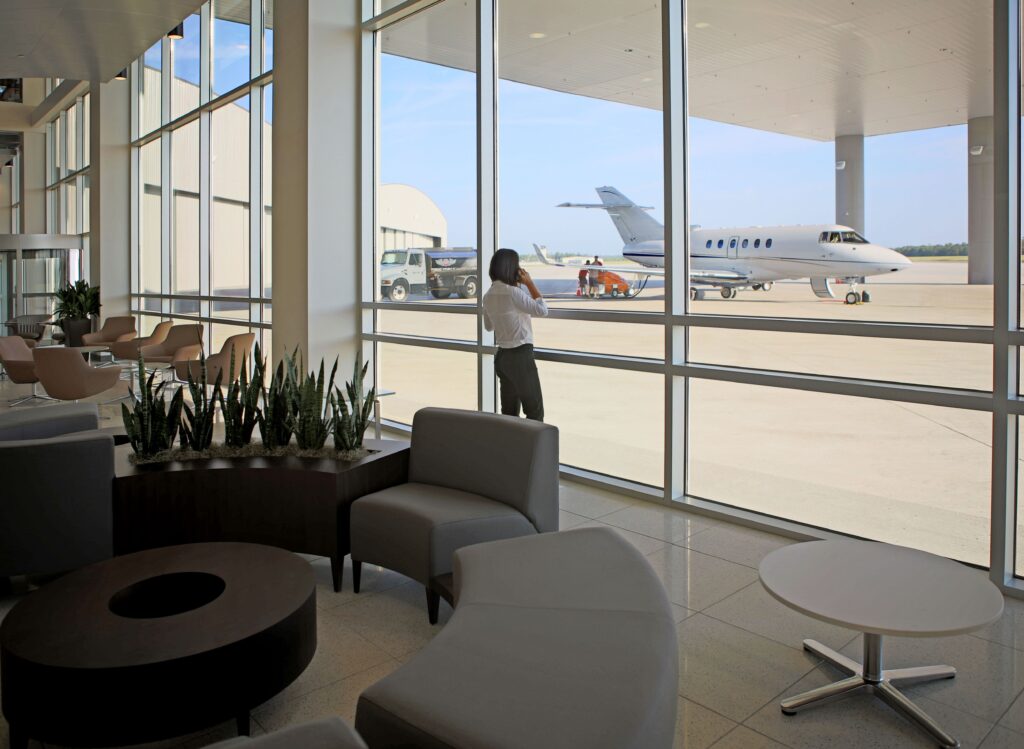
[{"x1": 2, "y1": 383, "x2": 1024, "y2": 748}]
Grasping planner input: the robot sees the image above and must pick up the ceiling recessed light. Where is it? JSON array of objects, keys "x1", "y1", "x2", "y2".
[
  {"x1": 695, "y1": 21, "x2": 712, "y2": 29},
  {"x1": 641, "y1": 77, "x2": 653, "y2": 83},
  {"x1": 529, "y1": 32, "x2": 546, "y2": 39}
]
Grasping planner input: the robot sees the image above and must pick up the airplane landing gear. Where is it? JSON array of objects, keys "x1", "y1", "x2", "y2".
[
  {"x1": 720, "y1": 287, "x2": 737, "y2": 300},
  {"x1": 761, "y1": 281, "x2": 773, "y2": 291},
  {"x1": 689, "y1": 288, "x2": 706, "y2": 301},
  {"x1": 844, "y1": 284, "x2": 871, "y2": 305}
]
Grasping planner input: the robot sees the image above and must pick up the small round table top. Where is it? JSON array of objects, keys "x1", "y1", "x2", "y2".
[{"x1": 759, "y1": 540, "x2": 1004, "y2": 637}]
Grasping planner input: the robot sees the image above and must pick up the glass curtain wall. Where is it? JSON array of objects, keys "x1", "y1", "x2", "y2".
[
  {"x1": 130, "y1": 0, "x2": 272, "y2": 354},
  {"x1": 365, "y1": 0, "x2": 1024, "y2": 593},
  {"x1": 45, "y1": 93, "x2": 90, "y2": 240}
]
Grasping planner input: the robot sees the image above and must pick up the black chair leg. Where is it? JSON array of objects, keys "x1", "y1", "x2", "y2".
[
  {"x1": 330, "y1": 555, "x2": 342, "y2": 593},
  {"x1": 352, "y1": 559, "x2": 362, "y2": 593},
  {"x1": 426, "y1": 587, "x2": 440, "y2": 625}
]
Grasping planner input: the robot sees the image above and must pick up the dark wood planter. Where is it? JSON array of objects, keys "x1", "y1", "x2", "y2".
[
  {"x1": 113, "y1": 439, "x2": 410, "y2": 592},
  {"x1": 60, "y1": 317, "x2": 91, "y2": 347}
]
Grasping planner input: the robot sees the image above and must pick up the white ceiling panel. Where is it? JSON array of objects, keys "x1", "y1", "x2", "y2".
[
  {"x1": 0, "y1": 0, "x2": 204, "y2": 81},
  {"x1": 381, "y1": 0, "x2": 996, "y2": 141}
]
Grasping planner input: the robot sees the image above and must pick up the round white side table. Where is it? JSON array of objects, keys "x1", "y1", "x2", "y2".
[{"x1": 760, "y1": 539, "x2": 1004, "y2": 749}]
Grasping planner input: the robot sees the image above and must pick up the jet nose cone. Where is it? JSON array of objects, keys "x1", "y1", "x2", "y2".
[{"x1": 875, "y1": 245, "x2": 911, "y2": 272}]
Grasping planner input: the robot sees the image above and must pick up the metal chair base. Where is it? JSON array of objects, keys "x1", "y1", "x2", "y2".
[
  {"x1": 7, "y1": 384, "x2": 56, "y2": 406},
  {"x1": 782, "y1": 635, "x2": 958, "y2": 748}
]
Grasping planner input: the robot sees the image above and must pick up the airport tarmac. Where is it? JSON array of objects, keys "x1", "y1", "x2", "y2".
[{"x1": 375, "y1": 260, "x2": 1023, "y2": 571}]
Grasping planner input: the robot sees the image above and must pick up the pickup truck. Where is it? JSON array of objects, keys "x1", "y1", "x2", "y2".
[{"x1": 379, "y1": 248, "x2": 478, "y2": 302}]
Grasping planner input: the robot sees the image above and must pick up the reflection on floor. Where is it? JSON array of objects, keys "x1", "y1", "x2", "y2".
[{"x1": 1, "y1": 380, "x2": 1023, "y2": 747}]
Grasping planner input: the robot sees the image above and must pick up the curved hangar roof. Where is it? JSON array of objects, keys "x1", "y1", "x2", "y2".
[{"x1": 380, "y1": 0, "x2": 994, "y2": 141}]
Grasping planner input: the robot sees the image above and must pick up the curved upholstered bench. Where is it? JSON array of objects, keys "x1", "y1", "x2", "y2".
[{"x1": 355, "y1": 527, "x2": 679, "y2": 749}]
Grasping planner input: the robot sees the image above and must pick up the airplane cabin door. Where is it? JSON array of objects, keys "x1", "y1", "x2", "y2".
[{"x1": 728, "y1": 236, "x2": 740, "y2": 259}]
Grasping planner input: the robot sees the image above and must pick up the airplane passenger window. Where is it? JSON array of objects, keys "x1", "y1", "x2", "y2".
[
  {"x1": 766, "y1": 238, "x2": 773, "y2": 248},
  {"x1": 706, "y1": 240, "x2": 712, "y2": 249},
  {"x1": 729, "y1": 239, "x2": 737, "y2": 249},
  {"x1": 717, "y1": 239, "x2": 724, "y2": 249},
  {"x1": 754, "y1": 239, "x2": 760, "y2": 248},
  {"x1": 742, "y1": 239, "x2": 748, "y2": 248}
]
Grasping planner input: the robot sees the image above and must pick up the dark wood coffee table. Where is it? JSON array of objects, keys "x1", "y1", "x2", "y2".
[
  {"x1": 112, "y1": 438, "x2": 411, "y2": 592},
  {"x1": 0, "y1": 542, "x2": 316, "y2": 749}
]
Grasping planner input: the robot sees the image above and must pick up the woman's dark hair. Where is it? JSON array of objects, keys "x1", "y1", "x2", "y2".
[{"x1": 489, "y1": 248, "x2": 521, "y2": 285}]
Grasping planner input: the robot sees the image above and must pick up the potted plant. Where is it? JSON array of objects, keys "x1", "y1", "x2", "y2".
[{"x1": 53, "y1": 280, "x2": 101, "y2": 347}]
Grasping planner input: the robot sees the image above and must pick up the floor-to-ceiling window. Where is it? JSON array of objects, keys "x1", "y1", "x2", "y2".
[
  {"x1": 129, "y1": 0, "x2": 273, "y2": 355},
  {"x1": 364, "y1": 0, "x2": 1024, "y2": 595},
  {"x1": 45, "y1": 93, "x2": 90, "y2": 239}
]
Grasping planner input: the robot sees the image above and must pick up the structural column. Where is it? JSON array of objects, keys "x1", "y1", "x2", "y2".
[
  {"x1": 968, "y1": 116, "x2": 995, "y2": 285},
  {"x1": 88, "y1": 80, "x2": 131, "y2": 314},
  {"x1": 20, "y1": 131, "x2": 45, "y2": 234},
  {"x1": 835, "y1": 134, "x2": 865, "y2": 234},
  {"x1": 273, "y1": 0, "x2": 361, "y2": 366}
]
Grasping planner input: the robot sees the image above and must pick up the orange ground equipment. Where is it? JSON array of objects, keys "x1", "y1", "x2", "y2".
[{"x1": 597, "y1": 270, "x2": 633, "y2": 298}]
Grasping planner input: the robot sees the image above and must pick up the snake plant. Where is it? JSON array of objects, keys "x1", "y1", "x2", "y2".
[
  {"x1": 121, "y1": 352, "x2": 184, "y2": 457},
  {"x1": 289, "y1": 353, "x2": 338, "y2": 450},
  {"x1": 332, "y1": 355, "x2": 375, "y2": 452},
  {"x1": 180, "y1": 352, "x2": 224, "y2": 451},
  {"x1": 222, "y1": 344, "x2": 262, "y2": 448}
]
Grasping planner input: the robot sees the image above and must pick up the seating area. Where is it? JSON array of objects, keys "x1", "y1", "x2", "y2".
[
  {"x1": 4, "y1": 2, "x2": 1024, "y2": 748},
  {"x1": 1, "y1": 391, "x2": 1021, "y2": 749}
]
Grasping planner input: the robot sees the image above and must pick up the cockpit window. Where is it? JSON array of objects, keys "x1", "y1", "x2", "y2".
[{"x1": 840, "y1": 231, "x2": 869, "y2": 244}]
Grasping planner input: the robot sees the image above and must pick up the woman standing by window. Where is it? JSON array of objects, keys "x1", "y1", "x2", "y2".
[{"x1": 482, "y1": 248, "x2": 547, "y2": 421}]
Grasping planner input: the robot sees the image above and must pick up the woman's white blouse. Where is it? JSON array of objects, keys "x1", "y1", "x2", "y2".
[{"x1": 482, "y1": 281, "x2": 549, "y2": 348}]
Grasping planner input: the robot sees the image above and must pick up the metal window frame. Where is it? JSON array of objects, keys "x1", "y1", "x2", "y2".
[
  {"x1": 128, "y1": 0, "x2": 274, "y2": 364},
  {"x1": 361, "y1": 0, "x2": 1024, "y2": 596}
]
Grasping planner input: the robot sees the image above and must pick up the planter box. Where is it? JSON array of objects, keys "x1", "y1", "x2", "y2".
[{"x1": 112, "y1": 438, "x2": 410, "y2": 592}]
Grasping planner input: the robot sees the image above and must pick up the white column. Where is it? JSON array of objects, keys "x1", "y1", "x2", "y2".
[
  {"x1": 89, "y1": 80, "x2": 132, "y2": 315},
  {"x1": 273, "y1": 0, "x2": 361, "y2": 367},
  {"x1": 20, "y1": 131, "x2": 46, "y2": 233},
  {"x1": 0, "y1": 164, "x2": 11, "y2": 233},
  {"x1": 968, "y1": 115, "x2": 995, "y2": 285},
  {"x1": 835, "y1": 134, "x2": 865, "y2": 234}
]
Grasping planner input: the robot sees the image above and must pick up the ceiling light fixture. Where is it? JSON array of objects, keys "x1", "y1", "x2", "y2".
[
  {"x1": 529, "y1": 32, "x2": 546, "y2": 39},
  {"x1": 168, "y1": 23, "x2": 185, "y2": 40},
  {"x1": 969, "y1": 145, "x2": 984, "y2": 156},
  {"x1": 115, "y1": 69, "x2": 128, "y2": 81},
  {"x1": 695, "y1": 22, "x2": 711, "y2": 29}
]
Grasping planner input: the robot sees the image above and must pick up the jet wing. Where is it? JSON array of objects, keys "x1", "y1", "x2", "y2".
[{"x1": 532, "y1": 244, "x2": 749, "y2": 285}]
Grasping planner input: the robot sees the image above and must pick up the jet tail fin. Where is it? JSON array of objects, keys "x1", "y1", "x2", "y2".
[
  {"x1": 557, "y1": 187, "x2": 664, "y2": 245},
  {"x1": 533, "y1": 244, "x2": 564, "y2": 267}
]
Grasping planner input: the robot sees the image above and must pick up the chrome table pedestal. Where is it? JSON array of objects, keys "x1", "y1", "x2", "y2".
[{"x1": 782, "y1": 633, "x2": 958, "y2": 748}]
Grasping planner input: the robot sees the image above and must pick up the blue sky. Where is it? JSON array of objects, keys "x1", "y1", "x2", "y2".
[{"x1": 380, "y1": 55, "x2": 968, "y2": 254}]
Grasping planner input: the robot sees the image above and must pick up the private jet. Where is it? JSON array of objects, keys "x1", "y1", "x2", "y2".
[{"x1": 534, "y1": 186, "x2": 911, "y2": 304}]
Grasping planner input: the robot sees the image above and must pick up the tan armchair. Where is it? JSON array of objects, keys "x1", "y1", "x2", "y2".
[
  {"x1": 109, "y1": 321, "x2": 172, "y2": 361},
  {"x1": 139, "y1": 323, "x2": 204, "y2": 364},
  {"x1": 33, "y1": 347, "x2": 122, "y2": 402},
  {"x1": 82, "y1": 316, "x2": 137, "y2": 346},
  {"x1": 0, "y1": 336, "x2": 45, "y2": 405},
  {"x1": 175, "y1": 332, "x2": 255, "y2": 383}
]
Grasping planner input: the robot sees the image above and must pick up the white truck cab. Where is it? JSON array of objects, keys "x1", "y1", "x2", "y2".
[{"x1": 379, "y1": 248, "x2": 478, "y2": 302}]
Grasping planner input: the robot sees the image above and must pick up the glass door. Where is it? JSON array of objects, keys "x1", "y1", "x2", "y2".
[{"x1": 20, "y1": 248, "x2": 74, "y2": 317}]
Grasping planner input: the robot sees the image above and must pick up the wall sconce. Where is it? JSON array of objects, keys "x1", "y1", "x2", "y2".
[
  {"x1": 168, "y1": 23, "x2": 185, "y2": 40},
  {"x1": 115, "y1": 69, "x2": 128, "y2": 81},
  {"x1": 835, "y1": 160, "x2": 846, "y2": 171},
  {"x1": 969, "y1": 145, "x2": 985, "y2": 156}
]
